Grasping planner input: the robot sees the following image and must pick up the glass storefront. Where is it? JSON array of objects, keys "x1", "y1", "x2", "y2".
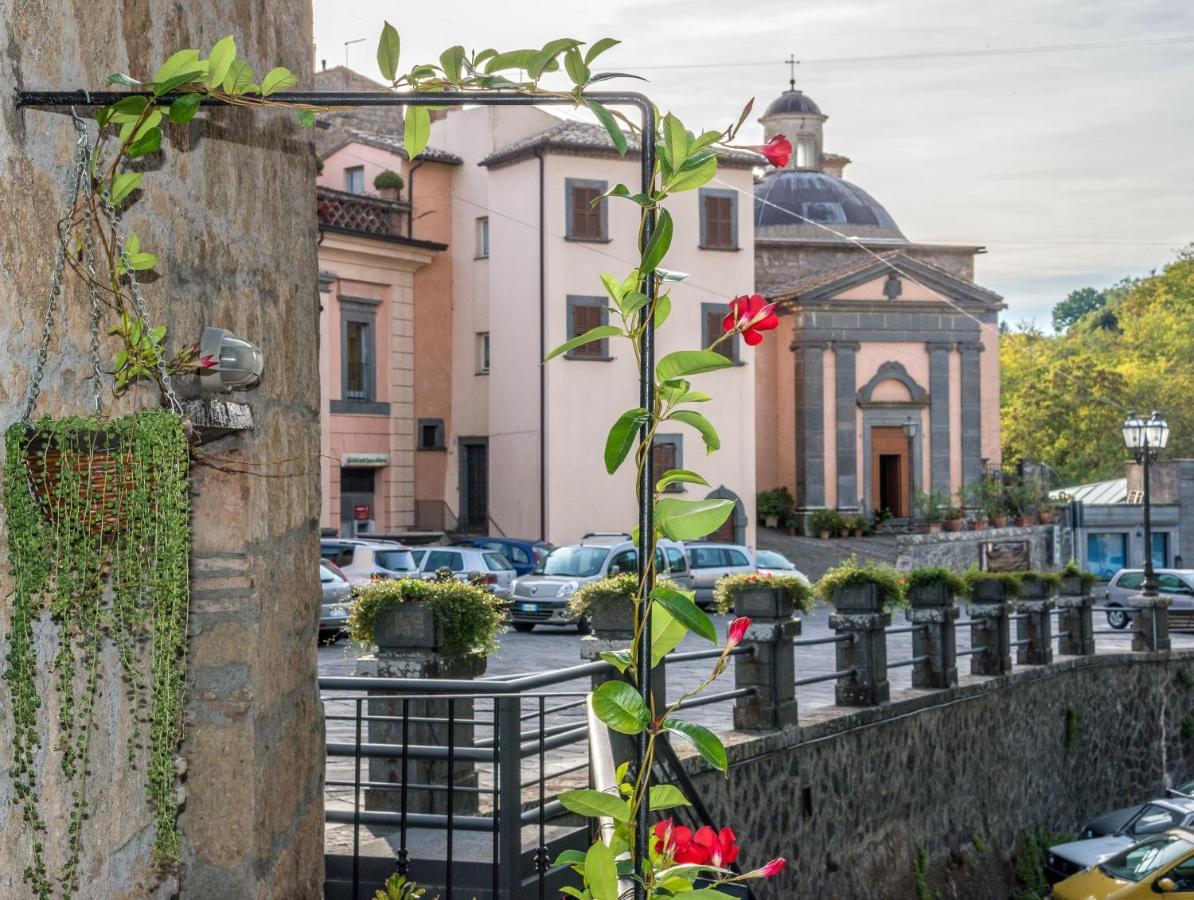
[{"x1": 1086, "y1": 532, "x2": 1127, "y2": 580}]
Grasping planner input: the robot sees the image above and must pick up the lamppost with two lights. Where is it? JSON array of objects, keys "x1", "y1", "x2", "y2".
[{"x1": 1121, "y1": 410, "x2": 1170, "y2": 599}]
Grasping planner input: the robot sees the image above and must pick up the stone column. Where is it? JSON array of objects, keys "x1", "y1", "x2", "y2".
[
  {"x1": 1014, "y1": 578, "x2": 1054, "y2": 665},
  {"x1": 733, "y1": 585, "x2": 801, "y2": 731},
  {"x1": 926, "y1": 342, "x2": 952, "y2": 495},
  {"x1": 906, "y1": 583, "x2": 959, "y2": 689},
  {"x1": 356, "y1": 602, "x2": 482, "y2": 815},
  {"x1": 967, "y1": 580, "x2": 1012, "y2": 676},
  {"x1": 1056, "y1": 575, "x2": 1095, "y2": 656},
  {"x1": 1130, "y1": 595, "x2": 1172, "y2": 652},
  {"x1": 959, "y1": 342, "x2": 984, "y2": 489},
  {"x1": 833, "y1": 342, "x2": 860, "y2": 509},
  {"x1": 829, "y1": 584, "x2": 891, "y2": 706},
  {"x1": 793, "y1": 340, "x2": 827, "y2": 511}
]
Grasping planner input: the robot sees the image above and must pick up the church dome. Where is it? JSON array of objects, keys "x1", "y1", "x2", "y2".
[
  {"x1": 763, "y1": 89, "x2": 822, "y2": 118},
  {"x1": 754, "y1": 169, "x2": 906, "y2": 242}
]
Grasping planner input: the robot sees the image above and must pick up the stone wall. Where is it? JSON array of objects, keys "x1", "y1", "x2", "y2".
[
  {"x1": 677, "y1": 650, "x2": 1194, "y2": 899},
  {"x1": 893, "y1": 524, "x2": 1062, "y2": 572},
  {"x1": 0, "y1": 4, "x2": 323, "y2": 897}
]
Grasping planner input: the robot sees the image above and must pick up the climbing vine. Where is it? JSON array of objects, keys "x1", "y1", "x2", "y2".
[{"x1": 3, "y1": 411, "x2": 190, "y2": 896}]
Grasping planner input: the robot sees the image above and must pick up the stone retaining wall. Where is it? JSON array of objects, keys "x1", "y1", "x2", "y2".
[
  {"x1": 677, "y1": 650, "x2": 1194, "y2": 899},
  {"x1": 893, "y1": 524, "x2": 1066, "y2": 573}
]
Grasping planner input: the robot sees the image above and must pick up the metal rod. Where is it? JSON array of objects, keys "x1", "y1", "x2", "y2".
[
  {"x1": 352, "y1": 698, "x2": 362, "y2": 899},
  {"x1": 539, "y1": 696, "x2": 547, "y2": 900},
  {"x1": 955, "y1": 646, "x2": 990, "y2": 656},
  {"x1": 794, "y1": 667, "x2": 856, "y2": 687},
  {"x1": 447, "y1": 698, "x2": 455, "y2": 899},
  {"x1": 888, "y1": 655, "x2": 931, "y2": 670},
  {"x1": 885, "y1": 625, "x2": 928, "y2": 636},
  {"x1": 326, "y1": 807, "x2": 495, "y2": 832},
  {"x1": 672, "y1": 687, "x2": 756, "y2": 710},
  {"x1": 794, "y1": 633, "x2": 854, "y2": 647}
]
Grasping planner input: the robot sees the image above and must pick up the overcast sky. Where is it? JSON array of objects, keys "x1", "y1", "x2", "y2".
[{"x1": 312, "y1": 0, "x2": 1193, "y2": 327}]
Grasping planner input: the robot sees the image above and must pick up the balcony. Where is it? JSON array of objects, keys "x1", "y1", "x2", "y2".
[{"x1": 316, "y1": 186, "x2": 410, "y2": 241}]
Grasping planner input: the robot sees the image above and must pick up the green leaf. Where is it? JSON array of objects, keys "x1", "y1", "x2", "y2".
[
  {"x1": 205, "y1": 35, "x2": 236, "y2": 89},
  {"x1": 588, "y1": 100, "x2": 626, "y2": 156},
  {"x1": 559, "y1": 788, "x2": 631, "y2": 822},
  {"x1": 621, "y1": 291, "x2": 650, "y2": 316},
  {"x1": 168, "y1": 93, "x2": 203, "y2": 125},
  {"x1": 651, "y1": 586, "x2": 716, "y2": 642},
  {"x1": 107, "y1": 94, "x2": 149, "y2": 122},
  {"x1": 563, "y1": 47, "x2": 590, "y2": 86},
  {"x1": 656, "y1": 349, "x2": 733, "y2": 382},
  {"x1": 377, "y1": 22, "x2": 401, "y2": 81},
  {"x1": 553, "y1": 849, "x2": 586, "y2": 867},
  {"x1": 126, "y1": 252, "x2": 158, "y2": 271},
  {"x1": 106, "y1": 72, "x2": 142, "y2": 87},
  {"x1": 641, "y1": 209, "x2": 673, "y2": 274},
  {"x1": 683, "y1": 890, "x2": 738, "y2": 899},
  {"x1": 691, "y1": 129, "x2": 724, "y2": 152},
  {"x1": 109, "y1": 172, "x2": 142, "y2": 205},
  {"x1": 295, "y1": 109, "x2": 316, "y2": 128},
  {"x1": 592, "y1": 680, "x2": 650, "y2": 735},
  {"x1": 603, "y1": 407, "x2": 648, "y2": 475},
  {"x1": 650, "y1": 603, "x2": 686, "y2": 667},
  {"x1": 599, "y1": 273, "x2": 626, "y2": 308},
  {"x1": 484, "y1": 49, "x2": 540, "y2": 73},
  {"x1": 559, "y1": 889, "x2": 585, "y2": 900},
  {"x1": 654, "y1": 497, "x2": 736, "y2": 543},
  {"x1": 544, "y1": 324, "x2": 620, "y2": 363},
  {"x1": 126, "y1": 233, "x2": 141, "y2": 255},
  {"x1": 678, "y1": 390, "x2": 712, "y2": 403},
  {"x1": 663, "y1": 113, "x2": 689, "y2": 171},
  {"x1": 655, "y1": 468, "x2": 710, "y2": 492},
  {"x1": 654, "y1": 293, "x2": 671, "y2": 328},
  {"x1": 585, "y1": 37, "x2": 621, "y2": 65},
  {"x1": 222, "y1": 59, "x2": 256, "y2": 95},
  {"x1": 585, "y1": 841, "x2": 619, "y2": 900},
  {"x1": 152, "y1": 70, "x2": 204, "y2": 96},
  {"x1": 600, "y1": 649, "x2": 632, "y2": 674},
  {"x1": 153, "y1": 49, "x2": 201, "y2": 84},
  {"x1": 663, "y1": 718, "x2": 728, "y2": 772},
  {"x1": 541, "y1": 37, "x2": 581, "y2": 59},
  {"x1": 404, "y1": 105, "x2": 431, "y2": 160},
  {"x1": 669, "y1": 410, "x2": 721, "y2": 454},
  {"x1": 440, "y1": 46, "x2": 465, "y2": 84},
  {"x1": 648, "y1": 784, "x2": 691, "y2": 811},
  {"x1": 657, "y1": 268, "x2": 689, "y2": 283},
  {"x1": 125, "y1": 126, "x2": 162, "y2": 158},
  {"x1": 261, "y1": 66, "x2": 297, "y2": 96},
  {"x1": 666, "y1": 155, "x2": 718, "y2": 193}
]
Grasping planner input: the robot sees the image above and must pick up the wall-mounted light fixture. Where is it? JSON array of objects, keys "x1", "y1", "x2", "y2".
[{"x1": 198, "y1": 327, "x2": 264, "y2": 394}]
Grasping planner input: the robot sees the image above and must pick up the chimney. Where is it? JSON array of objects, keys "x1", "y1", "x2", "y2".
[
  {"x1": 321, "y1": 58, "x2": 327, "y2": 71},
  {"x1": 822, "y1": 153, "x2": 850, "y2": 178}
]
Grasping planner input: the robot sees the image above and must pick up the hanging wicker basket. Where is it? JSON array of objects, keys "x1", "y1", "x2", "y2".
[{"x1": 23, "y1": 427, "x2": 135, "y2": 536}]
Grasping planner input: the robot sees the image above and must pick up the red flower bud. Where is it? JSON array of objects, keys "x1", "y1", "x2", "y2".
[
  {"x1": 759, "y1": 857, "x2": 787, "y2": 878},
  {"x1": 727, "y1": 616, "x2": 750, "y2": 648},
  {"x1": 759, "y1": 134, "x2": 792, "y2": 167},
  {"x1": 198, "y1": 353, "x2": 218, "y2": 369},
  {"x1": 722, "y1": 294, "x2": 779, "y2": 347}
]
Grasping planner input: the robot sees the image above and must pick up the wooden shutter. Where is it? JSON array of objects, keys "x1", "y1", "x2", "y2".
[
  {"x1": 707, "y1": 310, "x2": 734, "y2": 361},
  {"x1": 652, "y1": 441, "x2": 677, "y2": 490},
  {"x1": 571, "y1": 304, "x2": 605, "y2": 358},
  {"x1": 571, "y1": 185, "x2": 604, "y2": 240},
  {"x1": 703, "y1": 195, "x2": 734, "y2": 248}
]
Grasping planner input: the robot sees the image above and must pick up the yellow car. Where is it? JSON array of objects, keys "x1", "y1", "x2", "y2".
[{"x1": 1053, "y1": 828, "x2": 1194, "y2": 898}]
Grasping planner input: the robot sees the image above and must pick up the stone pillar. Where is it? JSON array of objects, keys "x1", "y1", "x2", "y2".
[
  {"x1": 829, "y1": 584, "x2": 891, "y2": 706},
  {"x1": 1130, "y1": 594, "x2": 1172, "y2": 652},
  {"x1": 926, "y1": 342, "x2": 952, "y2": 495},
  {"x1": 967, "y1": 580, "x2": 1012, "y2": 676},
  {"x1": 356, "y1": 602, "x2": 482, "y2": 815},
  {"x1": 733, "y1": 585, "x2": 801, "y2": 731},
  {"x1": 793, "y1": 340, "x2": 827, "y2": 510},
  {"x1": 833, "y1": 342, "x2": 860, "y2": 509},
  {"x1": 959, "y1": 342, "x2": 984, "y2": 489},
  {"x1": 1056, "y1": 575, "x2": 1095, "y2": 656},
  {"x1": 906, "y1": 583, "x2": 959, "y2": 689},
  {"x1": 1014, "y1": 578, "x2": 1054, "y2": 665}
]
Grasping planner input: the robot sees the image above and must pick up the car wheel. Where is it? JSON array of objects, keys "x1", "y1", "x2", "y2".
[
  {"x1": 577, "y1": 617, "x2": 592, "y2": 636},
  {"x1": 1106, "y1": 606, "x2": 1130, "y2": 630},
  {"x1": 512, "y1": 622, "x2": 536, "y2": 633}
]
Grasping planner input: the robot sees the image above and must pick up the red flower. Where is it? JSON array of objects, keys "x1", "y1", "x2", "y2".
[
  {"x1": 722, "y1": 294, "x2": 779, "y2": 346},
  {"x1": 691, "y1": 826, "x2": 740, "y2": 867},
  {"x1": 655, "y1": 819, "x2": 705, "y2": 864},
  {"x1": 198, "y1": 353, "x2": 218, "y2": 369},
  {"x1": 759, "y1": 857, "x2": 787, "y2": 878},
  {"x1": 727, "y1": 617, "x2": 750, "y2": 649},
  {"x1": 759, "y1": 134, "x2": 792, "y2": 167}
]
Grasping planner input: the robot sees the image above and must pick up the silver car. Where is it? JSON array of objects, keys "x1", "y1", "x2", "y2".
[
  {"x1": 1046, "y1": 798, "x2": 1194, "y2": 883},
  {"x1": 1104, "y1": 568, "x2": 1194, "y2": 629},
  {"x1": 319, "y1": 561, "x2": 353, "y2": 636},
  {"x1": 417, "y1": 546, "x2": 517, "y2": 600},
  {"x1": 755, "y1": 549, "x2": 811, "y2": 585},
  {"x1": 320, "y1": 539, "x2": 420, "y2": 585},
  {"x1": 684, "y1": 542, "x2": 756, "y2": 608},
  {"x1": 508, "y1": 534, "x2": 691, "y2": 633}
]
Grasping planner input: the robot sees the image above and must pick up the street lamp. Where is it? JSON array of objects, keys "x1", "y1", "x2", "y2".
[
  {"x1": 902, "y1": 416, "x2": 918, "y2": 518},
  {"x1": 1122, "y1": 410, "x2": 1169, "y2": 598}
]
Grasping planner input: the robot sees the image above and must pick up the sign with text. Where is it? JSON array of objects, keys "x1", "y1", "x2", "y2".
[
  {"x1": 340, "y1": 453, "x2": 389, "y2": 468},
  {"x1": 981, "y1": 540, "x2": 1031, "y2": 572},
  {"x1": 353, "y1": 504, "x2": 372, "y2": 522}
]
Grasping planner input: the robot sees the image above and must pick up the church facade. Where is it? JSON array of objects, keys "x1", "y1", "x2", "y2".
[{"x1": 752, "y1": 84, "x2": 1004, "y2": 521}]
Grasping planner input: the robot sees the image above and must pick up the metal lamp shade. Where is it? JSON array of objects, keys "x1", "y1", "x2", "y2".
[
  {"x1": 1145, "y1": 411, "x2": 1170, "y2": 450},
  {"x1": 199, "y1": 326, "x2": 264, "y2": 393},
  {"x1": 1122, "y1": 410, "x2": 1145, "y2": 451}
]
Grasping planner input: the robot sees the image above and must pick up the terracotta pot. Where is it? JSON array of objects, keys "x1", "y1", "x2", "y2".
[
  {"x1": 944, "y1": 518, "x2": 964, "y2": 532},
  {"x1": 819, "y1": 530, "x2": 831, "y2": 540},
  {"x1": 972, "y1": 518, "x2": 989, "y2": 531},
  {"x1": 852, "y1": 529, "x2": 863, "y2": 538},
  {"x1": 991, "y1": 515, "x2": 1008, "y2": 528},
  {"x1": 786, "y1": 525, "x2": 797, "y2": 536},
  {"x1": 927, "y1": 522, "x2": 942, "y2": 534},
  {"x1": 1039, "y1": 509, "x2": 1055, "y2": 524}
]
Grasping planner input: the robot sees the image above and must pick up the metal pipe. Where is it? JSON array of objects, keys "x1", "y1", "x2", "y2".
[
  {"x1": 587, "y1": 695, "x2": 635, "y2": 896},
  {"x1": 537, "y1": 148, "x2": 548, "y2": 542}
]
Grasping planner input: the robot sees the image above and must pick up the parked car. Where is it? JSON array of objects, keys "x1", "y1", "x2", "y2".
[
  {"x1": 1052, "y1": 827, "x2": 1194, "y2": 899},
  {"x1": 1080, "y1": 780, "x2": 1194, "y2": 839},
  {"x1": 319, "y1": 539, "x2": 420, "y2": 585},
  {"x1": 755, "y1": 549, "x2": 811, "y2": 584},
  {"x1": 449, "y1": 537, "x2": 553, "y2": 577},
  {"x1": 684, "y1": 542, "x2": 756, "y2": 608},
  {"x1": 417, "y1": 546, "x2": 517, "y2": 599},
  {"x1": 508, "y1": 534, "x2": 691, "y2": 633},
  {"x1": 1047, "y1": 798, "x2": 1194, "y2": 884},
  {"x1": 1104, "y1": 569, "x2": 1194, "y2": 629},
  {"x1": 319, "y1": 561, "x2": 353, "y2": 637}
]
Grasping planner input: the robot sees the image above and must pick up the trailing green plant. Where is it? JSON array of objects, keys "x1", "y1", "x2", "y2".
[
  {"x1": 1009, "y1": 827, "x2": 1072, "y2": 900},
  {"x1": 756, "y1": 487, "x2": 794, "y2": 522},
  {"x1": 913, "y1": 842, "x2": 940, "y2": 900},
  {"x1": 1060, "y1": 559, "x2": 1099, "y2": 585},
  {"x1": 816, "y1": 556, "x2": 907, "y2": 610},
  {"x1": 3, "y1": 411, "x2": 191, "y2": 895},
  {"x1": 810, "y1": 507, "x2": 844, "y2": 535},
  {"x1": 346, "y1": 577, "x2": 503, "y2": 665},
  {"x1": 373, "y1": 169, "x2": 406, "y2": 192},
  {"x1": 374, "y1": 873, "x2": 429, "y2": 899},
  {"x1": 971, "y1": 834, "x2": 989, "y2": 854},
  {"x1": 1064, "y1": 707, "x2": 1082, "y2": 753},
  {"x1": 713, "y1": 572, "x2": 816, "y2": 615},
  {"x1": 871, "y1": 506, "x2": 893, "y2": 527},
  {"x1": 1020, "y1": 571, "x2": 1062, "y2": 594},
  {"x1": 963, "y1": 566, "x2": 1023, "y2": 599},
  {"x1": 905, "y1": 566, "x2": 971, "y2": 600}
]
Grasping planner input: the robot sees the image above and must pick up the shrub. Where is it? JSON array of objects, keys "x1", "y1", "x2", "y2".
[
  {"x1": 913, "y1": 489, "x2": 950, "y2": 523},
  {"x1": 373, "y1": 169, "x2": 406, "y2": 192},
  {"x1": 816, "y1": 556, "x2": 906, "y2": 610},
  {"x1": 713, "y1": 572, "x2": 816, "y2": 615},
  {"x1": 347, "y1": 576, "x2": 504, "y2": 664},
  {"x1": 905, "y1": 565, "x2": 970, "y2": 600},
  {"x1": 756, "y1": 487, "x2": 794, "y2": 521},
  {"x1": 1060, "y1": 559, "x2": 1099, "y2": 585},
  {"x1": 963, "y1": 566, "x2": 1023, "y2": 599},
  {"x1": 810, "y1": 507, "x2": 843, "y2": 534},
  {"x1": 568, "y1": 574, "x2": 681, "y2": 619},
  {"x1": 1021, "y1": 571, "x2": 1062, "y2": 593}
]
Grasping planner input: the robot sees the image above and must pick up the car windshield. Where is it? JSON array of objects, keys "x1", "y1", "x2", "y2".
[
  {"x1": 1099, "y1": 834, "x2": 1194, "y2": 883},
  {"x1": 374, "y1": 550, "x2": 416, "y2": 572},
  {"x1": 757, "y1": 550, "x2": 794, "y2": 569},
  {"x1": 484, "y1": 552, "x2": 512, "y2": 571},
  {"x1": 319, "y1": 564, "x2": 343, "y2": 583},
  {"x1": 1127, "y1": 804, "x2": 1186, "y2": 838},
  {"x1": 534, "y1": 546, "x2": 609, "y2": 578}
]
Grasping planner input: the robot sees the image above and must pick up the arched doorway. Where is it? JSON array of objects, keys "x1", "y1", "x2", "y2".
[{"x1": 705, "y1": 486, "x2": 747, "y2": 544}]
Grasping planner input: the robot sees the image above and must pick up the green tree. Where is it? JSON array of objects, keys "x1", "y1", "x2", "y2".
[{"x1": 1051, "y1": 286, "x2": 1105, "y2": 332}]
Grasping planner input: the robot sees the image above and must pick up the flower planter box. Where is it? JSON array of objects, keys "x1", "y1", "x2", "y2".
[
  {"x1": 1060, "y1": 574, "x2": 1091, "y2": 597},
  {"x1": 1018, "y1": 577, "x2": 1051, "y2": 601},
  {"x1": 1038, "y1": 509, "x2": 1055, "y2": 524},
  {"x1": 830, "y1": 582, "x2": 884, "y2": 613},
  {"x1": 971, "y1": 518, "x2": 989, "y2": 531},
  {"x1": 374, "y1": 600, "x2": 436, "y2": 650},
  {"x1": 970, "y1": 579, "x2": 1008, "y2": 604},
  {"x1": 907, "y1": 582, "x2": 954, "y2": 608},
  {"x1": 588, "y1": 595, "x2": 635, "y2": 640}
]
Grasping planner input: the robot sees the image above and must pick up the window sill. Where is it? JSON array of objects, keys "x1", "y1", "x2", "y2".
[
  {"x1": 476, "y1": 369, "x2": 490, "y2": 376},
  {"x1": 417, "y1": 446, "x2": 447, "y2": 452},
  {"x1": 699, "y1": 244, "x2": 741, "y2": 252},
  {"x1": 474, "y1": 255, "x2": 489, "y2": 261},
  {"x1": 564, "y1": 354, "x2": 614, "y2": 362},
  {"x1": 330, "y1": 399, "x2": 391, "y2": 416},
  {"x1": 565, "y1": 236, "x2": 612, "y2": 244}
]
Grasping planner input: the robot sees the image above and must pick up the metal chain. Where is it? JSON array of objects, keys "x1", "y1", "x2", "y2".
[
  {"x1": 21, "y1": 114, "x2": 92, "y2": 422},
  {"x1": 81, "y1": 175, "x2": 103, "y2": 415},
  {"x1": 97, "y1": 182, "x2": 183, "y2": 415}
]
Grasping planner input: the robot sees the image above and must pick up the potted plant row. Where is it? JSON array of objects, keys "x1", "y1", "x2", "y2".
[{"x1": 815, "y1": 556, "x2": 907, "y2": 612}]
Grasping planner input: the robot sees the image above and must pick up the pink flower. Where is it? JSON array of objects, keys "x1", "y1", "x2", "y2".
[
  {"x1": 759, "y1": 857, "x2": 787, "y2": 878},
  {"x1": 722, "y1": 294, "x2": 779, "y2": 346},
  {"x1": 759, "y1": 134, "x2": 792, "y2": 167},
  {"x1": 198, "y1": 353, "x2": 218, "y2": 369},
  {"x1": 727, "y1": 617, "x2": 750, "y2": 648}
]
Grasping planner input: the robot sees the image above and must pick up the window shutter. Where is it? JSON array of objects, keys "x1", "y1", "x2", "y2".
[
  {"x1": 652, "y1": 441, "x2": 677, "y2": 490},
  {"x1": 708, "y1": 311, "x2": 734, "y2": 361},
  {"x1": 571, "y1": 186, "x2": 604, "y2": 240},
  {"x1": 571, "y1": 304, "x2": 604, "y2": 357},
  {"x1": 703, "y1": 195, "x2": 734, "y2": 248}
]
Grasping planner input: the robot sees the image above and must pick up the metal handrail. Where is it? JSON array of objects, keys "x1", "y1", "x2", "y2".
[
  {"x1": 885, "y1": 625, "x2": 929, "y2": 636},
  {"x1": 794, "y1": 633, "x2": 853, "y2": 647},
  {"x1": 888, "y1": 654, "x2": 930, "y2": 670},
  {"x1": 795, "y1": 667, "x2": 855, "y2": 687}
]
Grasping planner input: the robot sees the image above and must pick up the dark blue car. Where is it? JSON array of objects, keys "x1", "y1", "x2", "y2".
[{"x1": 449, "y1": 537, "x2": 553, "y2": 577}]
